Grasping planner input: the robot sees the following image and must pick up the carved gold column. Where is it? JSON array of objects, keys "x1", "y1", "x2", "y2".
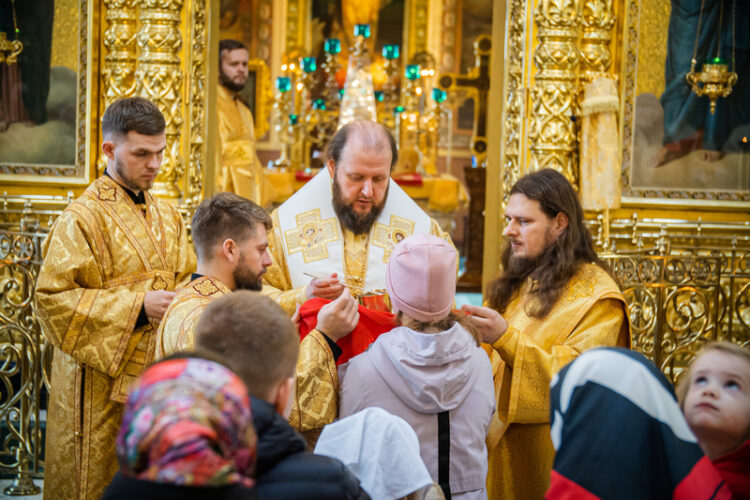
[
  {"x1": 185, "y1": 0, "x2": 207, "y2": 209},
  {"x1": 100, "y1": 0, "x2": 139, "y2": 174},
  {"x1": 528, "y1": 0, "x2": 581, "y2": 185},
  {"x1": 580, "y1": 0, "x2": 615, "y2": 79},
  {"x1": 501, "y1": 0, "x2": 528, "y2": 209},
  {"x1": 136, "y1": 0, "x2": 185, "y2": 200}
]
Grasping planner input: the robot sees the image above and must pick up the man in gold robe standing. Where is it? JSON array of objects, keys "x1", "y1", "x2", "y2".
[
  {"x1": 462, "y1": 169, "x2": 631, "y2": 500},
  {"x1": 36, "y1": 97, "x2": 196, "y2": 500},
  {"x1": 217, "y1": 39, "x2": 275, "y2": 206},
  {"x1": 155, "y1": 192, "x2": 273, "y2": 358}
]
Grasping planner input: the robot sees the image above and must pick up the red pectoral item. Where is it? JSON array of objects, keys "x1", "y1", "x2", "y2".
[{"x1": 298, "y1": 297, "x2": 396, "y2": 365}]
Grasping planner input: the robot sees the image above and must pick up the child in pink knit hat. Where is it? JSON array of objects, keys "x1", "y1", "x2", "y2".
[{"x1": 339, "y1": 234, "x2": 496, "y2": 500}]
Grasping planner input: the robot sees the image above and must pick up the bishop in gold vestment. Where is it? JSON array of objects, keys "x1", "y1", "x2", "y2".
[
  {"x1": 484, "y1": 263, "x2": 629, "y2": 499},
  {"x1": 36, "y1": 175, "x2": 195, "y2": 499},
  {"x1": 155, "y1": 275, "x2": 231, "y2": 359}
]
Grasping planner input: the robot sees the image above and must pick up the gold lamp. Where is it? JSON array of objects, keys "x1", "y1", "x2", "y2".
[{"x1": 685, "y1": 0, "x2": 737, "y2": 114}]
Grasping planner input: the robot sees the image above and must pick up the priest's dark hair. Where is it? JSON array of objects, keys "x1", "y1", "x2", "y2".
[
  {"x1": 487, "y1": 168, "x2": 603, "y2": 318},
  {"x1": 326, "y1": 121, "x2": 398, "y2": 170},
  {"x1": 219, "y1": 39, "x2": 248, "y2": 54},
  {"x1": 195, "y1": 291, "x2": 299, "y2": 399},
  {"x1": 191, "y1": 192, "x2": 272, "y2": 262},
  {"x1": 101, "y1": 97, "x2": 165, "y2": 139}
]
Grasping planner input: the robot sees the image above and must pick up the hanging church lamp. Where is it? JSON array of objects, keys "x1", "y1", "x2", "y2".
[
  {"x1": 685, "y1": 0, "x2": 738, "y2": 114},
  {"x1": 0, "y1": 0, "x2": 23, "y2": 65}
]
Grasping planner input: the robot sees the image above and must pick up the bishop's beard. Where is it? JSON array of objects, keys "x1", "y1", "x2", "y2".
[{"x1": 332, "y1": 177, "x2": 388, "y2": 235}]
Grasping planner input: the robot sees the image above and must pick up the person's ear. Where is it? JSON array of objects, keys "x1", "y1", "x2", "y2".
[
  {"x1": 102, "y1": 140, "x2": 115, "y2": 161},
  {"x1": 221, "y1": 239, "x2": 238, "y2": 263},
  {"x1": 326, "y1": 159, "x2": 335, "y2": 179},
  {"x1": 272, "y1": 376, "x2": 295, "y2": 419},
  {"x1": 553, "y1": 212, "x2": 569, "y2": 237}
]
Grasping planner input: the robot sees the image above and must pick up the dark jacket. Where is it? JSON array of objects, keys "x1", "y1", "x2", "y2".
[
  {"x1": 252, "y1": 396, "x2": 370, "y2": 500},
  {"x1": 102, "y1": 472, "x2": 256, "y2": 500}
]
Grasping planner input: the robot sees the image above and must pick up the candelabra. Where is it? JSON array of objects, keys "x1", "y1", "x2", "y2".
[
  {"x1": 272, "y1": 76, "x2": 294, "y2": 168},
  {"x1": 338, "y1": 24, "x2": 378, "y2": 129}
]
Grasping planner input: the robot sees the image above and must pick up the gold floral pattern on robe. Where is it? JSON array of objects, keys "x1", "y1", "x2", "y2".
[
  {"x1": 485, "y1": 263, "x2": 630, "y2": 500},
  {"x1": 36, "y1": 176, "x2": 195, "y2": 500},
  {"x1": 155, "y1": 275, "x2": 231, "y2": 359},
  {"x1": 217, "y1": 85, "x2": 275, "y2": 206},
  {"x1": 288, "y1": 330, "x2": 339, "y2": 448},
  {"x1": 262, "y1": 209, "x2": 450, "y2": 316}
]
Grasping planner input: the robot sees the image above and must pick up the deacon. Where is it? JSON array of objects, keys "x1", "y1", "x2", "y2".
[
  {"x1": 36, "y1": 97, "x2": 196, "y2": 500},
  {"x1": 262, "y1": 120, "x2": 450, "y2": 314},
  {"x1": 217, "y1": 39, "x2": 274, "y2": 205},
  {"x1": 462, "y1": 169, "x2": 631, "y2": 499},
  {"x1": 155, "y1": 192, "x2": 273, "y2": 358}
]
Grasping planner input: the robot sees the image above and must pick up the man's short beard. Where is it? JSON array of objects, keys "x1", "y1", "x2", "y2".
[
  {"x1": 233, "y1": 254, "x2": 263, "y2": 291},
  {"x1": 220, "y1": 71, "x2": 245, "y2": 93},
  {"x1": 114, "y1": 157, "x2": 151, "y2": 192},
  {"x1": 332, "y1": 176, "x2": 387, "y2": 235},
  {"x1": 505, "y1": 252, "x2": 542, "y2": 280}
]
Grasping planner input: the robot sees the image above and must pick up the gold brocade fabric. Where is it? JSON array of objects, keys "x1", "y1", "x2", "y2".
[
  {"x1": 262, "y1": 209, "x2": 450, "y2": 315},
  {"x1": 580, "y1": 76, "x2": 621, "y2": 211},
  {"x1": 485, "y1": 263, "x2": 630, "y2": 500},
  {"x1": 36, "y1": 176, "x2": 196, "y2": 500},
  {"x1": 217, "y1": 85, "x2": 275, "y2": 206},
  {"x1": 288, "y1": 330, "x2": 339, "y2": 448},
  {"x1": 155, "y1": 275, "x2": 231, "y2": 359}
]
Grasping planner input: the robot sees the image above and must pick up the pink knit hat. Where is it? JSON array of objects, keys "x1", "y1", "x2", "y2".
[{"x1": 385, "y1": 234, "x2": 457, "y2": 322}]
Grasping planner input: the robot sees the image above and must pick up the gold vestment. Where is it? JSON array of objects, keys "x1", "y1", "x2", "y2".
[
  {"x1": 155, "y1": 275, "x2": 231, "y2": 359},
  {"x1": 262, "y1": 209, "x2": 450, "y2": 315},
  {"x1": 36, "y1": 176, "x2": 196, "y2": 500},
  {"x1": 485, "y1": 263, "x2": 630, "y2": 500},
  {"x1": 217, "y1": 84, "x2": 275, "y2": 206}
]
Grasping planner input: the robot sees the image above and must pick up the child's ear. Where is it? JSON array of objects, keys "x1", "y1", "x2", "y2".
[{"x1": 272, "y1": 376, "x2": 295, "y2": 419}]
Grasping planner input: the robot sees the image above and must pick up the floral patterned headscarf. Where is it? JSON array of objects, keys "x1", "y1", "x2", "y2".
[{"x1": 116, "y1": 357, "x2": 256, "y2": 487}]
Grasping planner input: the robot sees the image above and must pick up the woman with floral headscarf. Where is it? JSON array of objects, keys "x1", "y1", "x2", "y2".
[{"x1": 102, "y1": 354, "x2": 257, "y2": 499}]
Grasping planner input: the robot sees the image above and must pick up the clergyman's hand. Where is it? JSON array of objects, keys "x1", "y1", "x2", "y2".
[
  {"x1": 307, "y1": 272, "x2": 345, "y2": 300},
  {"x1": 461, "y1": 304, "x2": 509, "y2": 345},
  {"x1": 143, "y1": 290, "x2": 177, "y2": 320},
  {"x1": 316, "y1": 289, "x2": 360, "y2": 342}
]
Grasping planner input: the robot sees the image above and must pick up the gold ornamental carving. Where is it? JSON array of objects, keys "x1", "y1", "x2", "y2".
[
  {"x1": 185, "y1": 0, "x2": 208, "y2": 210},
  {"x1": 135, "y1": 0, "x2": 185, "y2": 200},
  {"x1": 528, "y1": 0, "x2": 581, "y2": 185},
  {"x1": 100, "y1": 0, "x2": 139, "y2": 175},
  {"x1": 500, "y1": 0, "x2": 528, "y2": 212},
  {"x1": 580, "y1": 0, "x2": 615, "y2": 80}
]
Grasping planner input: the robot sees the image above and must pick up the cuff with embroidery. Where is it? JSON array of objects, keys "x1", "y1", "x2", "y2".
[
  {"x1": 492, "y1": 323, "x2": 523, "y2": 367},
  {"x1": 317, "y1": 330, "x2": 343, "y2": 362}
]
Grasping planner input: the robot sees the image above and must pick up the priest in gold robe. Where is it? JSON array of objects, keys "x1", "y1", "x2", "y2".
[
  {"x1": 156, "y1": 192, "x2": 273, "y2": 358},
  {"x1": 217, "y1": 39, "x2": 275, "y2": 206},
  {"x1": 262, "y1": 120, "x2": 450, "y2": 316},
  {"x1": 462, "y1": 169, "x2": 630, "y2": 500},
  {"x1": 35, "y1": 97, "x2": 196, "y2": 500}
]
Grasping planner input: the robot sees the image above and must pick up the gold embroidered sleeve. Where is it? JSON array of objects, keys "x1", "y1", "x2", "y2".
[
  {"x1": 491, "y1": 298, "x2": 627, "y2": 424},
  {"x1": 289, "y1": 330, "x2": 339, "y2": 436},
  {"x1": 262, "y1": 210, "x2": 308, "y2": 315},
  {"x1": 36, "y1": 211, "x2": 147, "y2": 379}
]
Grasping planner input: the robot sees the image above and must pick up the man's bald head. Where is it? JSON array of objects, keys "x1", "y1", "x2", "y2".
[{"x1": 326, "y1": 121, "x2": 398, "y2": 171}]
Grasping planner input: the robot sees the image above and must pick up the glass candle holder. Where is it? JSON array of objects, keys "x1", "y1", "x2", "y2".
[
  {"x1": 301, "y1": 57, "x2": 317, "y2": 73},
  {"x1": 405, "y1": 64, "x2": 421, "y2": 81},
  {"x1": 382, "y1": 44, "x2": 399, "y2": 60},
  {"x1": 276, "y1": 76, "x2": 292, "y2": 93},
  {"x1": 354, "y1": 24, "x2": 371, "y2": 38},
  {"x1": 432, "y1": 88, "x2": 447, "y2": 103},
  {"x1": 324, "y1": 38, "x2": 341, "y2": 55}
]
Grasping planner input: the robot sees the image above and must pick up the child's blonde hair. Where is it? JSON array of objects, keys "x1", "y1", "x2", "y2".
[{"x1": 676, "y1": 341, "x2": 750, "y2": 409}]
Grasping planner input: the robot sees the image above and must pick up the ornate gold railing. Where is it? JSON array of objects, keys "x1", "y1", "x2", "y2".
[{"x1": 0, "y1": 222, "x2": 49, "y2": 495}]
